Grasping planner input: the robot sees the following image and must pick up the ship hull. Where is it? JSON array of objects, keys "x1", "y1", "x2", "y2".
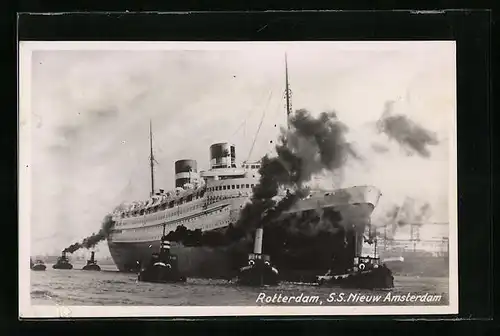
[
  {"x1": 108, "y1": 185, "x2": 380, "y2": 280},
  {"x1": 82, "y1": 264, "x2": 101, "y2": 271},
  {"x1": 108, "y1": 241, "x2": 235, "y2": 278},
  {"x1": 31, "y1": 264, "x2": 46, "y2": 271}
]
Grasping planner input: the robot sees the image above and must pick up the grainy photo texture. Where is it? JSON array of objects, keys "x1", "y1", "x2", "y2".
[{"x1": 19, "y1": 42, "x2": 458, "y2": 317}]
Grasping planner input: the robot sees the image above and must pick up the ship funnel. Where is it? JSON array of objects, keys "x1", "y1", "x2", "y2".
[
  {"x1": 355, "y1": 231, "x2": 364, "y2": 256},
  {"x1": 253, "y1": 228, "x2": 263, "y2": 254},
  {"x1": 90, "y1": 251, "x2": 95, "y2": 262},
  {"x1": 175, "y1": 159, "x2": 198, "y2": 188},
  {"x1": 210, "y1": 142, "x2": 236, "y2": 169}
]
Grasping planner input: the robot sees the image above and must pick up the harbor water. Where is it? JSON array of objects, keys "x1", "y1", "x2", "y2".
[{"x1": 30, "y1": 262, "x2": 449, "y2": 306}]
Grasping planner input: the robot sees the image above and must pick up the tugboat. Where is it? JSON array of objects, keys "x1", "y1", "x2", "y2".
[
  {"x1": 52, "y1": 251, "x2": 73, "y2": 270},
  {"x1": 317, "y1": 231, "x2": 393, "y2": 289},
  {"x1": 31, "y1": 259, "x2": 47, "y2": 271},
  {"x1": 237, "y1": 226, "x2": 280, "y2": 286},
  {"x1": 138, "y1": 224, "x2": 187, "y2": 284},
  {"x1": 317, "y1": 255, "x2": 394, "y2": 289},
  {"x1": 82, "y1": 251, "x2": 101, "y2": 271}
]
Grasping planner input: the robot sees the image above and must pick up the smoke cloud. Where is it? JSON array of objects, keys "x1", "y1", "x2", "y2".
[
  {"x1": 374, "y1": 198, "x2": 433, "y2": 238},
  {"x1": 239, "y1": 109, "x2": 357, "y2": 231},
  {"x1": 63, "y1": 214, "x2": 115, "y2": 253},
  {"x1": 376, "y1": 101, "x2": 439, "y2": 157},
  {"x1": 163, "y1": 224, "x2": 247, "y2": 248},
  {"x1": 371, "y1": 142, "x2": 390, "y2": 154}
]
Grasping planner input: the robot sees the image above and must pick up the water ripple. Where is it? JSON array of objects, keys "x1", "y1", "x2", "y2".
[{"x1": 30, "y1": 263, "x2": 449, "y2": 306}]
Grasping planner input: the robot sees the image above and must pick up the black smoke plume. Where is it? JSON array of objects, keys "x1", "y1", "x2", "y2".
[
  {"x1": 377, "y1": 101, "x2": 439, "y2": 157},
  {"x1": 238, "y1": 109, "x2": 357, "y2": 231},
  {"x1": 63, "y1": 214, "x2": 115, "y2": 253},
  {"x1": 163, "y1": 224, "x2": 247, "y2": 248}
]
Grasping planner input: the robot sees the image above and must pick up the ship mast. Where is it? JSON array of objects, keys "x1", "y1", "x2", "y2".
[
  {"x1": 285, "y1": 53, "x2": 292, "y2": 129},
  {"x1": 149, "y1": 119, "x2": 155, "y2": 197}
]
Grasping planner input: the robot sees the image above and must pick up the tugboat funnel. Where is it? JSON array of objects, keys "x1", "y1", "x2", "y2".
[
  {"x1": 253, "y1": 228, "x2": 263, "y2": 254},
  {"x1": 138, "y1": 237, "x2": 186, "y2": 283},
  {"x1": 161, "y1": 240, "x2": 171, "y2": 252},
  {"x1": 90, "y1": 251, "x2": 95, "y2": 263}
]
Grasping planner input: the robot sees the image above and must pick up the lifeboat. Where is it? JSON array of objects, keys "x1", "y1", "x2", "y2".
[
  {"x1": 237, "y1": 227, "x2": 280, "y2": 286},
  {"x1": 82, "y1": 251, "x2": 101, "y2": 271},
  {"x1": 52, "y1": 251, "x2": 73, "y2": 270},
  {"x1": 138, "y1": 236, "x2": 187, "y2": 284}
]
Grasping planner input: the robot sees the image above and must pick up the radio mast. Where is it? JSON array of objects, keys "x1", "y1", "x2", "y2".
[
  {"x1": 149, "y1": 119, "x2": 155, "y2": 196},
  {"x1": 285, "y1": 53, "x2": 293, "y2": 129}
]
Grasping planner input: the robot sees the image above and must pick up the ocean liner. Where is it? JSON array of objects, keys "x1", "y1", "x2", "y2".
[{"x1": 107, "y1": 56, "x2": 382, "y2": 280}]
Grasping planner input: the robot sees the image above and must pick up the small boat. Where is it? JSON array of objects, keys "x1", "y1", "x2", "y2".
[
  {"x1": 317, "y1": 256, "x2": 394, "y2": 290},
  {"x1": 52, "y1": 251, "x2": 73, "y2": 270},
  {"x1": 82, "y1": 251, "x2": 101, "y2": 271},
  {"x1": 138, "y1": 225, "x2": 187, "y2": 284},
  {"x1": 237, "y1": 227, "x2": 280, "y2": 286},
  {"x1": 31, "y1": 259, "x2": 47, "y2": 271}
]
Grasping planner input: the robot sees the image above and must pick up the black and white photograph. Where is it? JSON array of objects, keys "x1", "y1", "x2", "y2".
[{"x1": 19, "y1": 41, "x2": 457, "y2": 317}]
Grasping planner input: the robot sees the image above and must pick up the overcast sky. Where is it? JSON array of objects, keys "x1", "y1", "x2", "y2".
[{"x1": 21, "y1": 42, "x2": 456, "y2": 256}]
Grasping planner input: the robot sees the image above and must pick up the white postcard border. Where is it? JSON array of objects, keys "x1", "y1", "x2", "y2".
[{"x1": 18, "y1": 41, "x2": 459, "y2": 318}]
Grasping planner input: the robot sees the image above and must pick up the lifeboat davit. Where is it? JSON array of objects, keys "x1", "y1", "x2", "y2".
[
  {"x1": 52, "y1": 251, "x2": 73, "y2": 270},
  {"x1": 138, "y1": 237, "x2": 187, "y2": 284},
  {"x1": 237, "y1": 227, "x2": 280, "y2": 287},
  {"x1": 82, "y1": 251, "x2": 101, "y2": 271}
]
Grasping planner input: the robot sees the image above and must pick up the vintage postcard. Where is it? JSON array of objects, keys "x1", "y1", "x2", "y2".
[{"x1": 19, "y1": 41, "x2": 458, "y2": 318}]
